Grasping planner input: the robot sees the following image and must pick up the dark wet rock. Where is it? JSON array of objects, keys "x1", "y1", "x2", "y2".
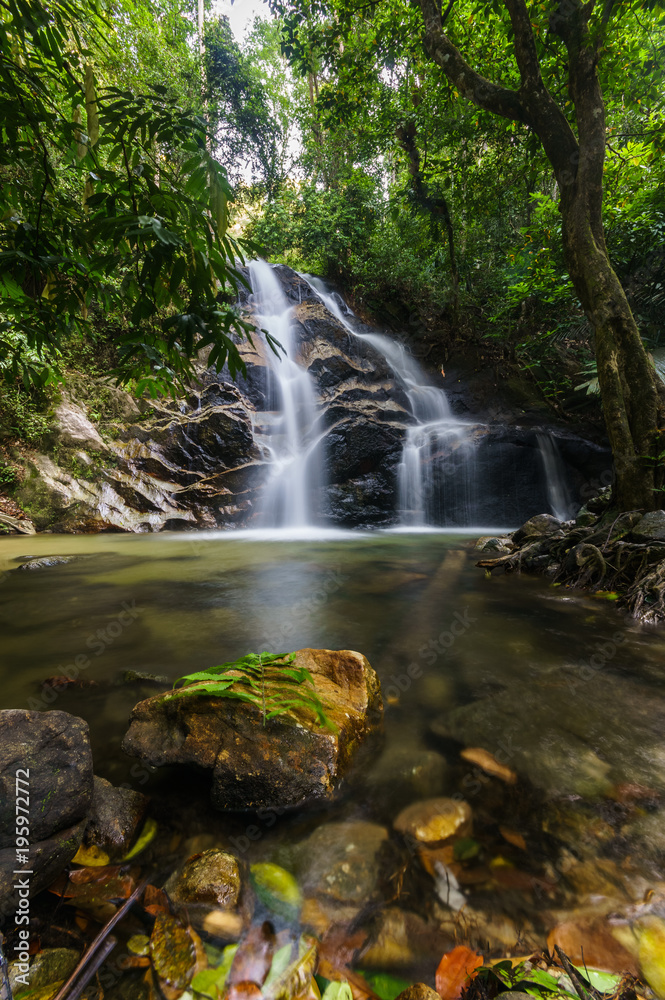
[
  {"x1": 18, "y1": 556, "x2": 77, "y2": 570},
  {"x1": 8, "y1": 948, "x2": 79, "y2": 994},
  {"x1": 574, "y1": 505, "x2": 598, "y2": 527},
  {"x1": 631, "y1": 510, "x2": 665, "y2": 542},
  {"x1": 122, "y1": 649, "x2": 383, "y2": 811},
  {"x1": 164, "y1": 849, "x2": 241, "y2": 908},
  {"x1": 0, "y1": 710, "x2": 93, "y2": 911},
  {"x1": 295, "y1": 821, "x2": 390, "y2": 905},
  {"x1": 84, "y1": 776, "x2": 148, "y2": 856},
  {"x1": 475, "y1": 535, "x2": 513, "y2": 553},
  {"x1": 363, "y1": 746, "x2": 449, "y2": 810},
  {"x1": 0, "y1": 822, "x2": 87, "y2": 918},
  {"x1": 0, "y1": 711, "x2": 93, "y2": 846},
  {"x1": 432, "y1": 667, "x2": 665, "y2": 799},
  {"x1": 513, "y1": 513, "x2": 562, "y2": 544}
]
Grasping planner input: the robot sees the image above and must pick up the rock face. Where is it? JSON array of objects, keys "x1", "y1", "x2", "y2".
[
  {"x1": 0, "y1": 711, "x2": 94, "y2": 914},
  {"x1": 122, "y1": 648, "x2": 382, "y2": 811},
  {"x1": 9, "y1": 264, "x2": 611, "y2": 532}
]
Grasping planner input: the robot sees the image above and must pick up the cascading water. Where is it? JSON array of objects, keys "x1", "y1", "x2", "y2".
[
  {"x1": 537, "y1": 433, "x2": 575, "y2": 521},
  {"x1": 249, "y1": 260, "x2": 323, "y2": 527},
  {"x1": 303, "y1": 276, "x2": 476, "y2": 526}
]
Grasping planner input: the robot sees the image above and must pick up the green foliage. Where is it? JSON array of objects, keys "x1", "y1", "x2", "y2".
[
  {"x1": 0, "y1": 387, "x2": 51, "y2": 444},
  {"x1": 0, "y1": 461, "x2": 18, "y2": 486},
  {"x1": 0, "y1": 0, "x2": 256, "y2": 396},
  {"x1": 171, "y1": 652, "x2": 336, "y2": 730}
]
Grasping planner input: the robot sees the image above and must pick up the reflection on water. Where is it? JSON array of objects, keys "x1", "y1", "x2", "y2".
[{"x1": 2, "y1": 529, "x2": 665, "y2": 952}]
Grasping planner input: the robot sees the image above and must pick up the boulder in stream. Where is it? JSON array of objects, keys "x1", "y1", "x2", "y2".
[
  {"x1": 121, "y1": 648, "x2": 382, "y2": 811},
  {"x1": 0, "y1": 710, "x2": 93, "y2": 914}
]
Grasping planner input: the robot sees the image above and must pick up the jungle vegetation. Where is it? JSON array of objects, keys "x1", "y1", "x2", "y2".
[{"x1": 1, "y1": 0, "x2": 665, "y2": 507}]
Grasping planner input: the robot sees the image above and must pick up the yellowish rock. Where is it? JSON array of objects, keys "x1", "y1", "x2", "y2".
[{"x1": 394, "y1": 798, "x2": 472, "y2": 844}]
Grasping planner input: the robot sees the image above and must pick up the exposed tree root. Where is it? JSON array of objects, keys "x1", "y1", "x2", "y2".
[{"x1": 477, "y1": 512, "x2": 665, "y2": 625}]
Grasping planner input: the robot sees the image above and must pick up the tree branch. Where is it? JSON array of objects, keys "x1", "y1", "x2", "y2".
[{"x1": 417, "y1": 0, "x2": 527, "y2": 123}]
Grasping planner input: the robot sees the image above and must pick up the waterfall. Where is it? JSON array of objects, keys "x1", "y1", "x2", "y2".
[
  {"x1": 302, "y1": 276, "x2": 475, "y2": 526},
  {"x1": 537, "y1": 433, "x2": 575, "y2": 521},
  {"x1": 249, "y1": 260, "x2": 323, "y2": 527}
]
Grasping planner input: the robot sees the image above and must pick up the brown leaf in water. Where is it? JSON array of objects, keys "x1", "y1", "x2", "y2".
[
  {"x1": 149, "y1": 912, "x2": 198, "y2": 990},
  {"x1": 228, "y1": 982, "x2": 264, "y2": 1000},
  {"x1": 547, "y1": 920, "x2": 638, "y2": 975},
  {"x1": 229, "y1": 921, "x2": 276, "y2": 987},
  {"x1": 50, "y1": 866, "x2": 138, "y2": 904},
  {"x1": 117, "y1": 955, "x2": 151, "y2": 970},
  {"x1": 435, "y1": 945, "x2": 484, "y2": 1000},
  {"x1": 460, "y1": 748, "x2": 517, "y2": 784},
  {"x1": 143, "y1": 884, "x2": 170, "y2": 916},
  {"x1": 499, "y1": 827, "x2": 527, "y2": 851}
]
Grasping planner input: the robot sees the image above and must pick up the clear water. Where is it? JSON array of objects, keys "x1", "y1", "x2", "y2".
[{"x1": 2, "y1": 531, "x2": 665, "y2": 942}]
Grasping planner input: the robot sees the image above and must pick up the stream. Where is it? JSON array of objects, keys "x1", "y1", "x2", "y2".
[{"x1": 2, "y1": 528, "x2": 665, "y2": 969}]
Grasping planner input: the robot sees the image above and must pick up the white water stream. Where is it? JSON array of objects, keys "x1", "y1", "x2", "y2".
[
  {"x1": 249, "y1": 260, "x2": 323, "y2": 527},
  {"x1": 250, "y1": 262, "x2": 575, "y2": 529}
]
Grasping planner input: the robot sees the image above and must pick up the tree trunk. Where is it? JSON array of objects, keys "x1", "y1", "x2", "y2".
[
  {"x1": 417, "y1": 0, "x2": 664, "y2": 510},
  {"x1": 395, "y1": 121, "x2": 460, "y2": 321}
]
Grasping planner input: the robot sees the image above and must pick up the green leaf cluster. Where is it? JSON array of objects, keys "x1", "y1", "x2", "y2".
[{"x1": 170, "y1": 652, "x2": 337, "y2": 731}]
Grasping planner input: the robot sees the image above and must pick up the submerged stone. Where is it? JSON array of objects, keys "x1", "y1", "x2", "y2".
[
  {"x1": 121, "y1": 648, "x2": 382, "y2": 811},
  {"x1": 84, "y1": 776, "x2": 148, "y2": 857},
  {"x1": 164, "y1": 849, "x2": 241, "y2": 908},
  {"x1": 295, "y1": 820, "x2": 389, "y2": 905},
  {"x1": 393, "y1": 798, "x2": 472, "y2": 845}
]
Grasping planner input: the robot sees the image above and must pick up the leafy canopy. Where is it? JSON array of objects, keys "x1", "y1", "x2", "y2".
[{"x1": 0, "y1": 0, "x2": 255, "y2": 395}]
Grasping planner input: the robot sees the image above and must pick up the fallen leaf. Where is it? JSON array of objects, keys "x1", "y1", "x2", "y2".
[
  {"x1": 229, "y1": 922, "x2": 276, "y2": 987},
  {"x1": 547, "y1": 920, "x2": 638, "y2": 975},
  {"x1": 316, "y1": 962, "x2": 379, "y2": 1000},
  {"x1": 143, "y1": 883, "x2": 170, "y2": 916},
  {"x1": 228, "y1": 982, "x2": 264, "y2": 1000},
  {"x1": 435, "y1": 945, "x2": 483, "y2": 1000},
  {"x1": 124, "y1": 817, "x2": 158, "y2": 860},
  {"x1": 128, "y1": 935, "x2": 151, "y2": 956},
  {"x1": 71, "y1": 844, "x2": 111, "y2": 867},
  {"x1": 460, "y1": 748, "x2": 517, "y2": 784},
  {"x1": 499, "y1": 827, "x2": 526, "y2": 851},
  {"x1": 250, "y1": 863, "x2": 302, "y2": 920},
  {"x1": 149, "y1": 912, "x2": 198, "y2": 990},
  {"x1": 117, "y1": 955, "x2": 151, "y2": 969}
]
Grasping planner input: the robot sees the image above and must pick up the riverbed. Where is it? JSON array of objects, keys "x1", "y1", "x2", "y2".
[{"x1": 2, "y1": 527, "x2": 664, "y2": 966}]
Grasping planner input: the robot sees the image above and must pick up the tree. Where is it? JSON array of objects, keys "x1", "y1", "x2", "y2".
[
  {"x1": 0, "y1": 0, "x2": 254, "y2": 395},
  {"x1": 274, "y1": 0, "x2": 665, "y2": 510}
]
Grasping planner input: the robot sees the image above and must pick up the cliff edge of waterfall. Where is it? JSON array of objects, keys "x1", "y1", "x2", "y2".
[{"x1": 1, "y1": 263, "x2": 610, "y2": 534}]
